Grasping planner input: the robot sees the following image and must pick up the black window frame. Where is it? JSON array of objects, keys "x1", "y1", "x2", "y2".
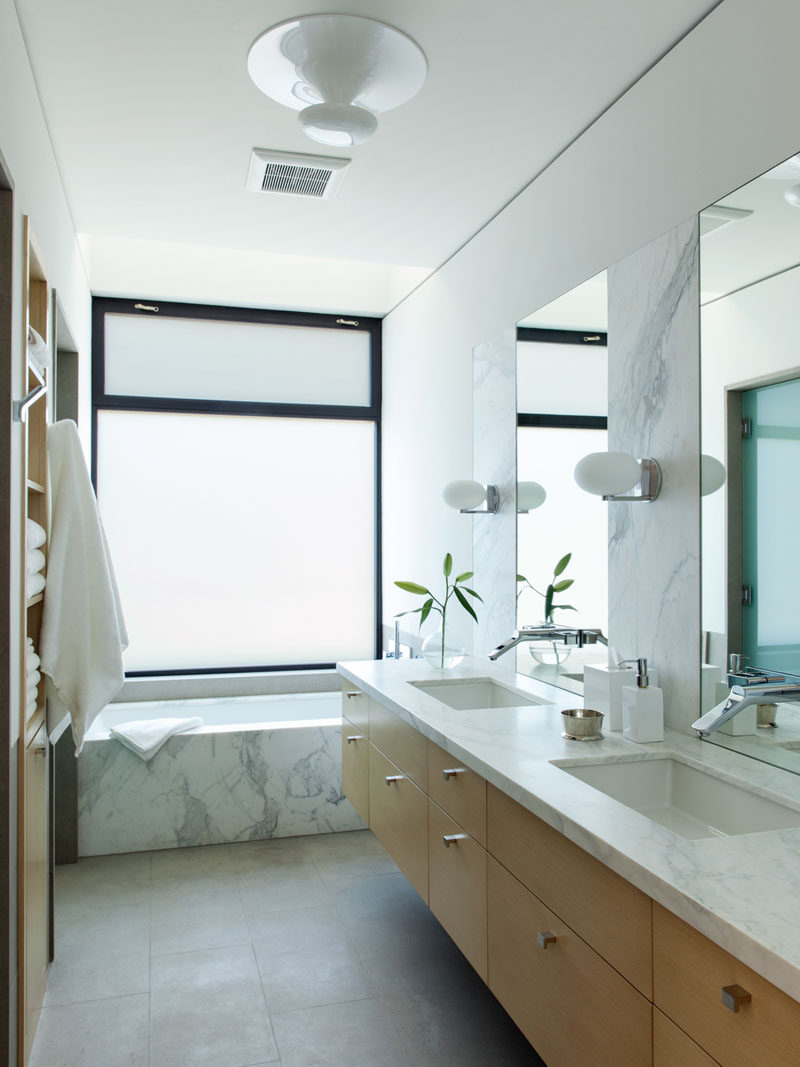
[
  {"x1": 516, "y1": 326, "x2": 608, "y2": 432},
  {"x1": 92, "y1": 295, "x2": 382, "y2": 678}
]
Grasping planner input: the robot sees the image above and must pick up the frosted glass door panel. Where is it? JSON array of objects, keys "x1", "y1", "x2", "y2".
[
  {"x1": 97, "y1": 411, "x2": 376, "y2": 670},
  {"x1": 517, "y1": 426, "x2": 608, "y2": 632},
  {"x1": 104, "y1": 314, "x2": 371, "y2": 406},
  {"x1": 517, "y1": 342, "x2": 607, "y2": 415},
  {"x1": 742, "y1": 378, "x2": 800, "y2": 672}
]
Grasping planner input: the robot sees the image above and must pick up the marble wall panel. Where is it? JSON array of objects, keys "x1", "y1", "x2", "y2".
[
  {"x1": 78, "y1": 724, "x2": 364, "y2": 856},
  {"x1": 472, "y1": 327, "x2": 517, "y2": 657},
  {"x1": 607, "y1": 216, "x2": 701, "y2": 731}
]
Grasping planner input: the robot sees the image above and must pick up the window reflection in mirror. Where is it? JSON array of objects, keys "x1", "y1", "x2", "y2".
[
  {"x1": 514, "y1": 271, "x2": 610, "y2": 695},
  {"x1": 700, "y1": 149, "x2": 800, "y2": 772}
]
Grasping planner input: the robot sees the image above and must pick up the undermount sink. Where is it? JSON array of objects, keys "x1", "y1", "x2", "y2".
[
  {"x1": 409, "y1": 677, "x2": 541, "y2": 711},
  {"x1": 555, "y1": 755, "x2": 800, "y2": 839}
]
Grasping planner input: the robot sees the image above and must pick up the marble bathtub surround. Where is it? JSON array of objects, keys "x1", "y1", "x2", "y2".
[
  {"x1": 607, "y1": 216, "x2": 701, "y2": 733},
  {"x1": 339, "y1": 655, "x2": 800, "y2": 1001}
]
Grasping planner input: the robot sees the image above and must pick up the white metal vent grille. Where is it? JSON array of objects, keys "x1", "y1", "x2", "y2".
[{"x1": 246, "y1": 149, "x2": 350, "y2": 200}]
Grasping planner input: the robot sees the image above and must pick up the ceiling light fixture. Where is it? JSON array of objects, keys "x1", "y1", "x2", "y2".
[
  {"x1": 784, "y1": 182, "x2": 800, "y2": 208},
  {"x1": 247, "y1": 15, "x2": 427, "y2": 148}
]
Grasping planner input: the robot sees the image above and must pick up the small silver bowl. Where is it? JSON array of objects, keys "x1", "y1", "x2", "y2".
[{"x1": 561, "y1": 708, "x2": 604, "y2": 741}]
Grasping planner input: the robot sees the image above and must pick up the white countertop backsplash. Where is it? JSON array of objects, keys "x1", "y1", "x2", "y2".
[{"x1": 338, "y1": 655, "x2": 800, "y2": 1002}]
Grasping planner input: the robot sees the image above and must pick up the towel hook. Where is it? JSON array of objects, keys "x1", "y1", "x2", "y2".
[{"x1": 13, "y1": 384, "x2": 46, "y2": 423}]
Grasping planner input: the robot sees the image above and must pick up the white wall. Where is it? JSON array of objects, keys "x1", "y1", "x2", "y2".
[
  {"x1": 0, "y1": 0, "x2": 91, "y2": 739},
  {"x1": 381, "y1": 0, "x2": 800, "y2": 637}
]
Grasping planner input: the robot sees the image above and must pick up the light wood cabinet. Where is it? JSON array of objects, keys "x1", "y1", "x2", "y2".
[
  {"x1": 487, "y1": 856, "x2": 652, "y2": 1067},
  {"x1": 427, "y1": 739, "x2": 486, "y2": 845},
  {"x1": 653, "y1": 1008, "x2": 720, "y2": 1067},
  {"x1": 341, "y1": 714, "x2": 369, "y2": 824},
  {"x1": 654, "y1": 903, "x2": 800, "y2": 1067},
  {"x1": 488, "y1": 784, "x2": 652, "y2": 997},
  {"x1": 368, "y1": 699, "x2": 427, "y2": 787},
  {"x1": 368, "y1": 745, "x2": 428, "y2": 902},
  {"x1": 428, "y1": 800, "x2": 487, "y2": 980},
  {"x1": 341, "y1": 683, "x2": 369, "y2": 736}
]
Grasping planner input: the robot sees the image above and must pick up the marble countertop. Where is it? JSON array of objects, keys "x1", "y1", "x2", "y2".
[{"x1": 338, "y1": 655, "x2": 800, "y2": 1002}]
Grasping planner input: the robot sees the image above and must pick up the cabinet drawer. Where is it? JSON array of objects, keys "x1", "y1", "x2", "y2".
[
  {"x1": 369, "y1": 745, "x2": 428, "y2": 902},
  {"x1": 427, "y1": 739, "x2": 486, "y2": 845},
  {"x1": 487, "y1": 856, "x2": 652, "y2": 1067},
  {"x1": 341, "y1": 683, "x2": 369, "y2": 735},
  {"x1": 653, "y1": 903, "x2": 800, "y2": 1067},
  {"x1": 369, "y1": 700, "x2": 427, "y2": 787},
  {"x1": 653, "y1": 1008, "x2": 719, "y2": 1067},
  {"x1": 428, "y1": 801, "x2": 487, "y2": 980},
  {"x1": 487, "y1": 784, "x2": 652, "y2": 996},
  {"x1": 341, "y1": 715, "x2": 369, "y2": 823}
]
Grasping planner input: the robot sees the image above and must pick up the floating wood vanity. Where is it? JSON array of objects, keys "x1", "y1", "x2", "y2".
[{"x1": 340, "y1": 662, "x2": 800, "y2": 1067}]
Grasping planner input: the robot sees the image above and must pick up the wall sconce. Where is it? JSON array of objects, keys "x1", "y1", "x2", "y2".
[
  {"x1": 701, "y1": 454, "x2": 726, "y2": 497},
  {"x1": 442, "y1": 480, "x2": 499, "y2": 514},
  {"x1": 574, "y1": 451, "x2": 662, "y2": 502},
  {"x1": 517, "y1": 481, "x2": 547, "y2": 514}
]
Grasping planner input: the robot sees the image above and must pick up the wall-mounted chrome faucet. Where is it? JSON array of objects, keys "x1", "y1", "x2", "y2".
[
  {"x1": 692, "y1": 682, "x2": 800, "y2": 737},
  {"x1": 488, "y1": 626, "x2": 607, "y2": 661}
]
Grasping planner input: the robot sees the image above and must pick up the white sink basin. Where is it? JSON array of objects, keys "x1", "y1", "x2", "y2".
[
  {"x1": 556, "y1": 755, "x2": 800, "y2": 839},
  {"x1": 409, "y1": 677, "x2": 541, "y2": 711}
]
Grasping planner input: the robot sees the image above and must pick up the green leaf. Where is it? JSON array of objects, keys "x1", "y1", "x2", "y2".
[
  {"x1": 553, "y1": 553, "x2": 572, "y2": 578},
  {"x1": 552, "y1": 604, "x2": 576, "y2": 612},
  {"x1": 454, "y1": 587, "x2": 479, "y2": 623},
  {"x1": 544, "y1": 586, "x2": 554, "y2": 619},
  {"x1": 517, "y1": 574, "x2": 527, "y2": 583},
  {"x1": 461, "y1": 587, "x2": 484, "y2": 602},
  {"x1": 420, "y1": 598, "x2": 434, "y2": 626},
  {"x1": 395, "y1": 581, "x2": 430, "y2": 596},
  {"x1": 454, "y1": 571, "x2": 473, "y2": 583},
  {"x1": 443, "y1": 553, "x2": 453, "y2": 578},
  {"x1": 552, "y1": 578, "x2": 574, "y2": 593}
]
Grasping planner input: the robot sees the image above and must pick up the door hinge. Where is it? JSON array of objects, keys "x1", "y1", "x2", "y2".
[
  {"x1": 742, "y1": 584, "x2": 753, "y2": 607},
  {"x1": 741, "y1": 417, "x2": 752, "y2": 439}
]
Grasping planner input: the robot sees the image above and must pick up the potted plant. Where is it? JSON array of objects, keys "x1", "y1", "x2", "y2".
[
  {"x1": 395, "y1": 553, "x2": 482, "y2": 669},
  {"x1": 517, "y1": 553, "x2": 576, "y2": 666}
]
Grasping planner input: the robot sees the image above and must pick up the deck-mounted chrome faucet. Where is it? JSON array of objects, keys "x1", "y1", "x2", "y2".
[
  {"x1": 488, "y1": 626, "x2": 608, "y2": 661},
  {"x1": 692, "y1": 682, "x2": 800, "y2": 737}
]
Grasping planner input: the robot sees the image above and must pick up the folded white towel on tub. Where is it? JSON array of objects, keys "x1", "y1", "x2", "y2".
[
  {"x1": 27, "y1": 571, "x2": 46, "y2": 598},
  {"x1": 110, "y1": 717, "x2": 203, "y2": 761}
]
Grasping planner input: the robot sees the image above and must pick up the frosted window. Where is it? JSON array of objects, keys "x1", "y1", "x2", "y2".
[
  {"x1": 97, "y1": 410, "x2": 376, "y2": 671},
  {"x1": 517, "y1": 342, "x2": 607, "y2": 416},
  {"x1": 104, "y1": 314, "x2": 371, "y2": 406},
  {"x1": 517, "y1": 426, "x2": 608, "y2": 633}
]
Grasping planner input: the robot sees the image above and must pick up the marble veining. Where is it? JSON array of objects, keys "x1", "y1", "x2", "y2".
[
  {"x1": 78, "y1": 721, "x2": 364, "y2": 856},
  {"x1": 472, "y1": 328, "x2": 517, "y2": 657},
  {"x1": 339, "y1": 655, "x2": 800, "y2": 1002},
  {"x1": 607, "y1": 217, "x2": 701, "y2": 732}
]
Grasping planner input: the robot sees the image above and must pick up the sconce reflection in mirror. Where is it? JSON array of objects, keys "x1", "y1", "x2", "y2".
[
  {"x1": 443, "y1": 480, "x2": 499, "y2": 514},
  {"x1": 517, "y1": 481, "x2": 547, "y2": 514},
  {"x1": 701, "y1": 454, "x2": 726, "y2": 497},
  {"x1": 574, "y1": 451, "x2": 662, "y2": 502}
]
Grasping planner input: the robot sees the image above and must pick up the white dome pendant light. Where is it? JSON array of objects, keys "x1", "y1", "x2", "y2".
[{"x1": 247, "y1": 15, "x2": 428, "y2": 147}]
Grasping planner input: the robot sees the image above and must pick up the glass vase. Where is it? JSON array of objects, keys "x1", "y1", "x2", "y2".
[
  {"x1": 528, "y1": 623, "x2": 573, "y2": 667},
  {"x1": 422, "y1": 625, "x2": 465, "y2": 670}
]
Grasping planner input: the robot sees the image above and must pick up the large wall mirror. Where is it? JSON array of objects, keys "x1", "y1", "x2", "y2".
[
  {"x1": 514, "y1": 271, "x2": 609, "y2": 693},
  {"x1": 700, "y1": 149, "x2": 800, "y2": 771}
]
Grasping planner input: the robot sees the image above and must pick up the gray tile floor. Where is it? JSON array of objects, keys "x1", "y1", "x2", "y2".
[{"x1": 33, "y1": 830, "x2": 544, "y2": 1066}]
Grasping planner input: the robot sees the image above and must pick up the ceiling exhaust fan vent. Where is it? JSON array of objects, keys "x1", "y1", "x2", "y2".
[{"x1": 246, "y1": 148, "x2": 350, "y2": 200}]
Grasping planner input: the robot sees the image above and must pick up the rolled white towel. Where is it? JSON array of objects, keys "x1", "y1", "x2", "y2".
[
  {"x1": 27, "y1": 649, "x2": 40, "y2": 672},
  {"x1": 27, "y1": 548, "x2": 45, "y2": 575},
  {"x1": 27, "y1": 668, "x2": 41, "y2": 689},
  {"x1": 27, "y1": 572, "x2": 46, "y2": 598},
  {"x1": 110, "y1": 717, "x2": 203, "y2": 761},
  {"x1": 27, "y1": 326, "x2": 51, "y2": 375},
  {"x1": 26, "y1": 519, "x2": 46, "y2": 550}
]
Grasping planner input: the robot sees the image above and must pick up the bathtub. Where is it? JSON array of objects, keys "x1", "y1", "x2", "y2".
[{"x1": 78, "y1": 691, "x2": 365, "y2": 856}]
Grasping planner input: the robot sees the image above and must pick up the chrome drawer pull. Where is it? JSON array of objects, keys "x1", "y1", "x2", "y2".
[
  {"x1": 346, "y1": 735, "x2": 364, "y2": 744},
  {"x1": 537, "y1": 931, "x2": 557, "y2": 949},
  {"x1": 385, "y1": 775, "x2": 404, "y2": 785},
  {"x1": 442, "y1": 834, "x2": 467, "y2": 847},
  {"x1": 722, "y1": 984, "x2": 752, "y2": 1013},
  {"x1": 442, "y1": 768, "x2": 466, "y2": 780},
  {"x1": 345, "y1": 691, "x2": 363, "y2": 699}
]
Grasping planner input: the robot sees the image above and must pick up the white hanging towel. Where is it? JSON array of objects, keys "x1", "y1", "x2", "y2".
[
  {"x1": 40, "y1": 420, "x2": 129, "y2": 754},
  {"x1": 110, "y1": 717, "x2": 203, "y2": 761}
]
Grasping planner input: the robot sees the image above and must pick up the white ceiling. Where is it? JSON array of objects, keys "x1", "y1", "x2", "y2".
[{"x1": 15, "y1": 0, "x2": 721, "y2": 312}]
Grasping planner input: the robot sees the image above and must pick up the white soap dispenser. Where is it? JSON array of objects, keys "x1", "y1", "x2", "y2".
[{"x1": 622, "y1": 658, "x2": 664, "y2": 743}]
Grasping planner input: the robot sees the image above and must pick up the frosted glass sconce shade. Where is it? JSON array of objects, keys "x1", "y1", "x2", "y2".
[
  {"x1": 517, "y1": 481, "x2": 547, "y2": 513},
  {"x1": 701, "y1": 454, "x2": 726, "y2": 496},
  {"x1": 574, "y1": 451, "x2": 662, "y2": 502},
  {"x1": 442, "y1": 480, "x2": 499, "y2": 514}
]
